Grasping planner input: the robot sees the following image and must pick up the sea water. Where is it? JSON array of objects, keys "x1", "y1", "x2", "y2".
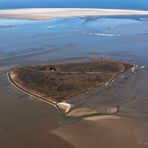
[{"x1": 0, "y1": 16, "x2": 148, "y2": 66}]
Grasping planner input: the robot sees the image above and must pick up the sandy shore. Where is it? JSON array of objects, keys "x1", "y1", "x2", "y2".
[{"x1": 0, "y1": 8, "x2": 148, "y2": 20}]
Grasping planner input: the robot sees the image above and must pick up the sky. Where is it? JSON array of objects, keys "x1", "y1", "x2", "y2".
[{"x1": 0, "y1": 0, "x2": 148, "y2": 10}]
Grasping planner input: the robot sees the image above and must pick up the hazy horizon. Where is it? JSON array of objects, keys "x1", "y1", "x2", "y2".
[{"x1": 0, "y1": 0, "x2": 148, "y2": 10}]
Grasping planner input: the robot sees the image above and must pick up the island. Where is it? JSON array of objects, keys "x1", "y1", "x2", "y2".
[{"x1": 8, "y1": 60, "x2": 133, "y2": 114}]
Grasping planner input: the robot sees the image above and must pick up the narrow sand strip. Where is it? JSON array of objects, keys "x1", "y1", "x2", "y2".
[{"x1": 0, "y1": 8, "x2": 148, "y2": 20}]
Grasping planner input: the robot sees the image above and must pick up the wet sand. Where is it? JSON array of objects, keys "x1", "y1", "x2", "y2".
[{"x1": 0, "y1": 8, "x2": 148, "y2": 20}]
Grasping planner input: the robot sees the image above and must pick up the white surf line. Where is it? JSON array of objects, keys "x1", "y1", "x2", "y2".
[{"x1": 0, "y1": 8, "x2": 148, "y2": 20}]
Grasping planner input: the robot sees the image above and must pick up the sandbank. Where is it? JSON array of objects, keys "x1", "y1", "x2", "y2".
[{"x1": 0, "y1": 8, "x2": 148, "y2": 20}]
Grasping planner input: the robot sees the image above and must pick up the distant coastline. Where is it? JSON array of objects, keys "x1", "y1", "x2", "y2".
[{"x1": 0, "y1": 8, "x2": 148, "y2": 20}]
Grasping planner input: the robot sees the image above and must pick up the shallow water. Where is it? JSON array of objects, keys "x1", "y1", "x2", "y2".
[
  {"x1": 0, "y1": 16, "x2": 148, "y2": 148},
  {"x1": 0, "y1": 16, "x2": 148, "y2": 64}
]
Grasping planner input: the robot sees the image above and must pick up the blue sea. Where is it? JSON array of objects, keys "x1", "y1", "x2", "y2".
[
  {"x1": 0, "y1": 0, "x2": 148, "y2": 10},
  {"x1": 0, "y1": 15, "x2": 148, "y2": 66}
]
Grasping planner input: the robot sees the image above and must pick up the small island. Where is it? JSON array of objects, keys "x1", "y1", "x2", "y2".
[{"x1": 8, "y1": 60, "x2": 133, "y2": 114}]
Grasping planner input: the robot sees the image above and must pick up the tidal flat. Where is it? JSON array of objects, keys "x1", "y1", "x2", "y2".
[{"x1": 0, "y1": 13, "x2": 148, "y2": 148}]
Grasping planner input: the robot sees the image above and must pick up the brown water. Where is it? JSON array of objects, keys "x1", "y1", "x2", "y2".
[{"x1": 0, "y1": 71, "x2": 76, "y2": 148}]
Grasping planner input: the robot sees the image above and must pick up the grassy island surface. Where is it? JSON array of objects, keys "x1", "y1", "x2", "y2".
[{"x1": 8, "y1": 60, "x2": 133, "y2": 106}]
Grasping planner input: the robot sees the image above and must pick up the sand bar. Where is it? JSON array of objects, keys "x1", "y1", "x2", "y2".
[{"x1": 0, "y1": 8, "x2": 148, "y2": 20}]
